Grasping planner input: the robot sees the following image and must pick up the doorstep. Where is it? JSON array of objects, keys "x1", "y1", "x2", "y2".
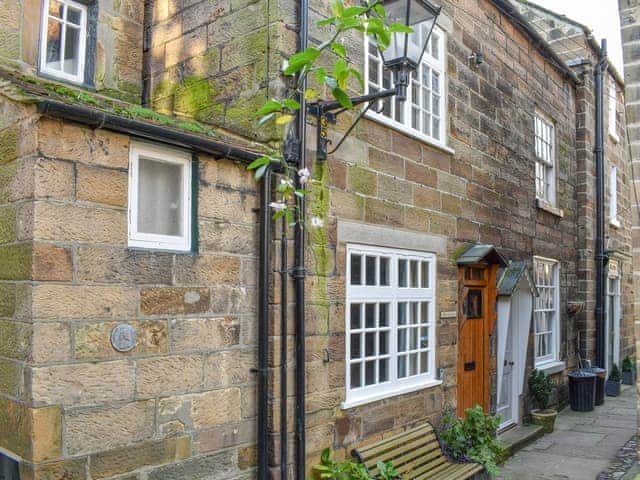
[{"x1": 497, "y1": 424, "x2": 545, "y2": 463}]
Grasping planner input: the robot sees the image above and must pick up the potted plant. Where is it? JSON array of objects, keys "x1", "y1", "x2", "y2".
[
  {"x1": 528, "y1": 369, "x2": 557, "y2": 433},
  {"x1": 606, "y1": 364, "x2": 622, "y2": 396},
  {"x1": 622, "y1": 356, "x2": 635, "y2": 385}
]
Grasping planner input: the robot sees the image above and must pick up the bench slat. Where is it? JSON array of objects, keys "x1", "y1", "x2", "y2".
[
  {"x1": 362, "y1": 433, "x2": 439, "y2": 469},
  {"x1": 358, "y1": 424, "x2": 433, "y2": 457}
]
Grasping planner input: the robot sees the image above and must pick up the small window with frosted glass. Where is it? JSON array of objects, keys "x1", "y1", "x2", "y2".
[{"x1": 128, "y1": 142, "x2": 192, "y2": 252}]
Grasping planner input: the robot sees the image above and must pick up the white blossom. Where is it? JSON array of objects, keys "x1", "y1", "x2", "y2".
[
  {"x1": 298, "y1": 167, "x2": 311, "y2": 185},
  {"x1": 269, "y1": 202, "x2": 287, "y2": 212},
  {"x1": 310, "y1": 216, "x2": 324, "y2": 227}
]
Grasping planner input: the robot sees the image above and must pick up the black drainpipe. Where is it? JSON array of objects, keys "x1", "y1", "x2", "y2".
[
  {"x1": 294, "y1": 0, "x2": 309, "y2": 477},
  {"x1": 141, "y1": 0, "x2": 154, "y2": 107},
  {"x1": 257, "y1": 167, "x2": 272, "y2": 480},
  {"x1": 594, "y1": 39, "x2": 608, "y2": 368}
]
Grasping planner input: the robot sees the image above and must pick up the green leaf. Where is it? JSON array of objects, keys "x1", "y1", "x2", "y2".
[
  {"x1": 330, "y1": 42, "x2": 347, "y2": 58},
  {"x1": 255, "y1": 164, "x2": 267, "y2": 180},
  {"x1": 284, "y1": 47, "x2": 321, "y2": 75},
  {"x1": 317, "y1": 16, "x2": 337, "y2": 26},
  {"x1": 332, "y1": 87, "x2": 352, "y2": 108},
  {"x1": 349, "y1": 68, "x2": 364, "y2": 90},
  {"x1": 282, "y1": 99, "x2": 301, "y2": 110},
  {"x1": 247, "y1": 156, "x2": 270, "y2": 171},
  {"x1": 304, "y1": 88, "x2": 318, "y2": 101},
  {"x1": 333, "y1": 59, "x2": 349, "y2": 89},
  {"x1": 342, "y1": 5, "x2": 368, "y2": 17},
  {"x1": 275, "y1": 114, "x2": 295, "y2": 125},
  {"x1": 315, "y1": 67, "x2": 327, "y2": 85},
  {"x1": 372, "y1": 3, "x2": 386, "y2": 17},
  {"x1": 255, "y1": 99, "x2": 283, "y2": 117},
  {"x1": 388, "y1": 22, "x2": 414, "y2": 33},
  {"x1": 331, "y1": 0, "x2": 344, "y2": 16}
]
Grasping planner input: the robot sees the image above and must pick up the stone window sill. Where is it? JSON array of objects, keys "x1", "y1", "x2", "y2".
[
  {"x1": 610, "y1": 218, "x2": 621, "y2": 229},
  {"x1": 341, "y1": 379, "x2": 443, "y2": 410},
  {"x1": 535, "y1": 360, "x2": 566, "y2": 375},
  {"x1": 536, "y1": 198, "x2": 564, "y2": 218}
]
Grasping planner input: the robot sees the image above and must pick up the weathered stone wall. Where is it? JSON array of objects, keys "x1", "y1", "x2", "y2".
[
  {"x1": 0, "y1": 95, "x2": 260, "y2": 479},
  {"x1": 297, "y1": 0, "x2": 579, "y2": 470},
  {"x1": 1, "y1": 0, "x2": 143, "y2": 101}
]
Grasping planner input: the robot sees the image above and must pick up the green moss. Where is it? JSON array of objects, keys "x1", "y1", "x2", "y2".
[
  {"x1": 0, "y1": 126, "x2": 19, "y2": 165},
  {"x1": 348, "y1": 165, "x2": 376, "y2": 196},
  {"x1": 0, "y1": 206, "x2": 15, "y2": 243},
  {"x1": 0, "y1": 245, "x2": 31, "y2": 281},
  {"x1": 308, "y1": 160, "x2": 331, "y2": 306},
  {"x1": 0, "y1": 358, "x2": 21, "y2": 396},
  {"x1": 0, "y1": 286, "x2": 16, "y2": 318},
  {"x1": 174, "y1": 77, "x2": 214, "y2": 117},
  {"x1": 0, "y1": 161, "x2": 17, "y2": 204},
  {"x1": 449, "y1": 243, "x2": 472, "y2": 266}
]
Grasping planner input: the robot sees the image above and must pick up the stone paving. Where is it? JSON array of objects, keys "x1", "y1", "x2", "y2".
[
  {"x1": 597, "y1": 435, "x2": 637, "y2": 480},
  {"x1": 497, "y1": 386, "x2": 637, "y2": 480}
]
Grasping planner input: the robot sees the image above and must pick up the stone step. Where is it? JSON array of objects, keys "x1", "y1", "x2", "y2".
[{"x1": 497, "y1": 424, "x2": 545, "y2": 463}]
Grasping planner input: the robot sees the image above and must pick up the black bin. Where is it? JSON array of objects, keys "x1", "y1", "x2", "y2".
[
  {"x1": 583, "y1": 367, "x2": 606, "y2": 406},
  {"x1": 568, "y1": 370, "x2": 596, "y2": 412}
]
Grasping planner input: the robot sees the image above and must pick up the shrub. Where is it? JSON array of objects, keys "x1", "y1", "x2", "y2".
[
  {"x1": 440, "y1": 405, "x2": 506, "y2": 476},
  {"x1": 609, "y1": 363, "x2": 621, "y2": 382},
  {"x1": 622, "y1": 356, "x2": 634, "y2": 372},
  {"x1": 313, "y1": 448, "x2": 399, "y2": 480},
  {"x1": 528, "y1": 369, "x2": 553, "y2": 411}
]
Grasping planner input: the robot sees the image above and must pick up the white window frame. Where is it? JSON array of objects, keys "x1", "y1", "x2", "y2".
[
  {"x1": 344, "y1": 244, "x2": 439, "y2": 409},
  {"x1": 609, "y1": 80, "x2": 619, "y2": 142},
  {"x1": 39, "y1": 0, "x2": 88, "y2": 84},
  {"x1": 534, "y1": 111, "x2": 556, "y2": 206},
  {"x1": 363, "y1": 26, "x2": 448, "y2": 152},
  {"x1": 533, "y1": 257, "x2": 560, "y2": 368},
  {"x1": 609, "y1": 165, "x2": 620, "y2": 227},
  {"x1": 128, "y1": 142, "x2": 192, "y2": 252}
]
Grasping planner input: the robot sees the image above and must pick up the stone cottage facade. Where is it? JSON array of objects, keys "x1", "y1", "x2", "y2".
[{"x1": 0, "y1": 1, "x2": 634, "y2": 480}]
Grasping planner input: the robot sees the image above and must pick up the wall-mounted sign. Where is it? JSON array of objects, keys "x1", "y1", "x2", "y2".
[
  {"x1": 440, "y1": 311, "x2": 457, "y2": 319},
  {"x1": 110, "y1": 324, "x2": 137, "y2": 352},
  {"x1": 608, "y1": 259, "x2": 619, "y2": 277}
]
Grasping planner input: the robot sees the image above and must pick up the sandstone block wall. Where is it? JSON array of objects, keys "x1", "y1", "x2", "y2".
[{"x1": 0, "y1": 100, "x2": 260, "y2": 479}]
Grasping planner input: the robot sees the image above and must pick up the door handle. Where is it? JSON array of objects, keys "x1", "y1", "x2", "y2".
[{"x1": 509, "y1": 361, "x2": 514, "y2": 366}]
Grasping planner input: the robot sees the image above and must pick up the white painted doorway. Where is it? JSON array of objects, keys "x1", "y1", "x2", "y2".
[
  {"x1": 497, "y1": 311, "x2": 516, "y2": 428},
  {"x1": 606, "y1": 274, "x2": 621, "y2": 373}
]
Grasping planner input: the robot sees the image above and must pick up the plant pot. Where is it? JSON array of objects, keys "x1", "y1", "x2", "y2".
[
  {"x1": 605, "y1": 380, "x2": 622, "y2": 396},
  {"x1": 622, "y1": 370, "x2": 634, "y2": 385},
  {"x1": 531, "y1": 409, "x2": 557, "y2": 434}
]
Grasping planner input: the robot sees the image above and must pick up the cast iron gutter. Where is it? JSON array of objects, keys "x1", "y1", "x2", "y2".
[
  {"x1": 36, "y1": 100, "x2": 262, "y2": 163},
  {"x1": 294, "y1": 0, "x2": 309, "y2": 477},
  {"x1": 594, "y1": 39, "x2": 608, "y2": 369},
  {"x1": 491, "y1": 0, "x2": 579, "y2": 84}
]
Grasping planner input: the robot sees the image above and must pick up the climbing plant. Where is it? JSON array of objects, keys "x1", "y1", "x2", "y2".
[{"x1": 246, "y1": 0, "x2": 412, "y2": 224}]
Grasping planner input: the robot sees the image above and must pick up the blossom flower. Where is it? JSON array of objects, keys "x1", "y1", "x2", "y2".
[
  {"x1": 269, "y1": 202, "x2": 287, "y2": 212},
  {"x1": 298, "y1": 167, "x2": 311, "y2": 185},
  {"x1": 310, "y1": 216, "x2": 324, "y2": 227}
]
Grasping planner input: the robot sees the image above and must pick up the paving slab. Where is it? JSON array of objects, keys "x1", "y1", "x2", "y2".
[{"x1": 497, "y1": 386, "x2": 637, "y2": 480}]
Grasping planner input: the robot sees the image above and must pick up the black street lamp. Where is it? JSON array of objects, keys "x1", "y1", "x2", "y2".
[{"x1": 308, "y1": 0, "x2": 441, "y2": 159}]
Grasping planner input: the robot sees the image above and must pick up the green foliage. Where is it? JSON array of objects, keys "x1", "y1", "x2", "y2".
[
  {"x1": 528, "y1": 369, "x2": 553, "y2": 411},
  {"x1": 622, "y1": 356, "x2": 634, "y2": 372},
  {"x1": 313, "y1": 448, "x2": 399, "y2": 480},
  {"x1": 609, "y1": 363, "x2": 621, "y2": 382},
  {"x1": 440, "y1": 406, "x2": 505, "y2": 476}
]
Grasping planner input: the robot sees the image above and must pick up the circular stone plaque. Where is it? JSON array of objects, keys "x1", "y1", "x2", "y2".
[{"x1": 110, "y1": 324, "x2": 137, "y2": 352}]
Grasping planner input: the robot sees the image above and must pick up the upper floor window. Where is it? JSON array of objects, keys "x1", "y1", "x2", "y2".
[
  {"x1": 40, "y1": 0, "x2": 88, "y2": 84},
  {"x1": 609, "y1": 166, "x2": 619, "y2": 227},
  {"x1": 345, "y1": 245, "x2": 438, "y2": 408},
  {"x1": 609, "y1": 80, "x2": 619, "y2": 141},
  {"x1": 128, "y1": 142, "x2": 192, "y2": 252},
  {"x1": 365, "y1": 26, "x2": 446, "y2": 149},
  {"x1": 534, "y1": 112, "x2": 556, "y2": 206},
  {"x1": 533, "y1": 257, "x2": 560, "y2": 367}
]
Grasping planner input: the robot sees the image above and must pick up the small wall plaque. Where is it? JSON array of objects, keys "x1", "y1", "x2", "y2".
[
  {"x1": 440, "y1": 311, "x2": 457, "y2": 319},
  {"x1": 110, "y1": 324, "x2": 137, "y2": 353}
]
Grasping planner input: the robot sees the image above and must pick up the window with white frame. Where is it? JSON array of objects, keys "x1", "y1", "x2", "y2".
[
  {"x1": 345, "y1": 245, "x2": 437, "y2": 407},
  {"x1": 534, "y1": 112, "x2": 556, "y2": 205},
  {"x1": 609, "y1": 166, "x2": 619, "y2": 226},
  {"x1": 128, "y1": 142, "x2": 192, "y2": 252},
  {"x1": 609, "y1": 80, "x2": 619, "y2": 140},
  {"x1": 40, "y1": 0, "x2": 89, "y2": 83},
  {"x1": 365, "y1": 26, "x2": 446, "y2": 147},
  {"x1": 533, "y1": 257, "x2": 560, "y2": 366}
]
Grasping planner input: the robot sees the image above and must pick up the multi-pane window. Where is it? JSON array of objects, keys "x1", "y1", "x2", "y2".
[
  {"x1": 128, "y1": 142, "x2": 192, "y2": 252},
  {"x1": 609, "y1": 166, "x2": 618, "y2": 225},
  {"x1": 40, "y1": 0, "x2": 88, "y2": 83},
  {"x1": 533, "y1": 258, "x2": 559, "y2": 366},
  {"x1": 365, "y1": 26, "x2": 446, "y2": 146},
  {"x1": 534, "y1": 112, "x2": 556, "y2": 205},
  {"x1": 609, "y1": 81, "x2": 619, "y2": 140},
  {"x1": 346, "y1": 245, "x2": 437, "y2": 407}
]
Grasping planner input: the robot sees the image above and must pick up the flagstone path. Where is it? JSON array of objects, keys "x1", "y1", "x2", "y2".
[{"x1": 497, "y1": 385, "x2": 637, "y2": 480}]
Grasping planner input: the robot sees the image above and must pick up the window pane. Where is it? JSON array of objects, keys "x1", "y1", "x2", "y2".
[
  {"x1": 420, "y1": 302, "x2": 429, "y2": 324},
  {"x1": 379, "y1": 303, "x2": 389, "y2": 327},
  {"x1": 63, "y1": 26, "x2": 80, "y2": 75},
  {"x1": 420, "y1": 327, "x2": 429, "y2": 348},
  {"x1": 137, "y1": 157, "x2": 184, "y2": 237},
  {"x1": 398, "y1": 302, "x2": 407, "y2": 325},
  {"x1": 365, "y1": 256, "x2": 376, "y2": 285},
  {"x1": 48, "y1": 0, "x2": 64, "y2": 17},
  {"x1": 398, "y1": 259, "x2": 407, "y2": 287},
  {"x1": 421, "y1": 262, "x2": 429, "y2": 287},
  {"x1": 410, "y1": 260, "x2": 419, "y2": 287},
  {"x1": 465, "y1": 289, "x2": 483, "y2": 318},
  {"x1": 410, "y1": 353, "x2": 418, "y2": 376},
  {"x1": 350, "y1": 255, "x2": 362, "y2": 285},
  {"x1": 350, "y1": 303, "x2": 361, "y2": 329},
  {"x1": 365, "y1": 361, "x2": 376, "y2": 385},
  {"x1": 398, "y1": 355, "x2": 407, "y2": 378},
  {"x1": 379, "y1": 358, "x2": 389, "y2": 382},
  {"x1": 420, "y1": 351, "x2": 429, "y2": 373},
  {"x1": 67, "y1": 6, "x2": 82, "y2": 25},
  {"x1": 46, "y1": 19, "x2": 62, "y2": 67},
  {"x1": 379, "y1": 331, "x2": 389, "y2": 355},
  {"x1": 365, "y1": 332, "x2": 375, "y2": 357},
  {"x1": 350, "y1": 363, "x2": 361, "y2": 388},
  {"x1": 410, "y1": 302, "x2": 419, "y2": 324},
  {"x1": 410, "y1": 328, "x2": 418, "y2": 349},
  {"x1": 365, "y1": 303, "x2": 375, "y2": 328},
  {"x1": 350, "y1": 333, "x2": 361, "y2": 359},
  {"x1": 380, "y1": 257, "x2": 390, "y2": 285},
  {"x1": 398, "y1": 329, "x2": 407, "y2": 351}
]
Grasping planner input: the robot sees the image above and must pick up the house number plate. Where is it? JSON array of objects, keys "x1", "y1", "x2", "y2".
[{"x1": 110, "y1": 324, "x2": 137, "y2": 352}]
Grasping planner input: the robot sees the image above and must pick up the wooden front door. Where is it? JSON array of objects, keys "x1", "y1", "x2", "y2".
[{"x1": 457, "y1": 264, "x2": 496, "y2": 417}]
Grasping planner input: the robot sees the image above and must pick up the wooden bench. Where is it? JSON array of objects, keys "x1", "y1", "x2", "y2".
[{"x1": 351, "y1": 423, "x2": 485, "y2": 480}]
